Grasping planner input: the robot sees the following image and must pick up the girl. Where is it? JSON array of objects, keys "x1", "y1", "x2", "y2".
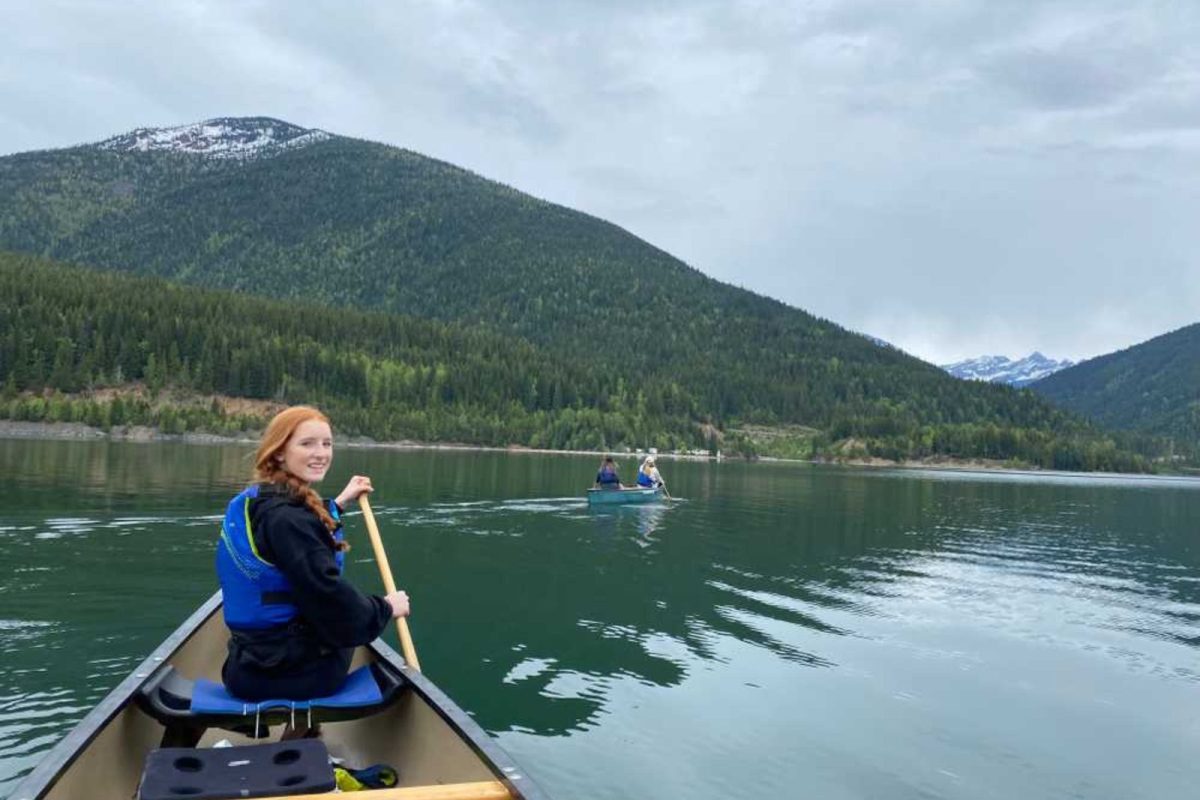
[{"x1": 216, "y1": 406, "x2": 410, "y2": 701}]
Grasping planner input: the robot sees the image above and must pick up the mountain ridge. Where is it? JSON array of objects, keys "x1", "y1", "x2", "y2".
[
  {"x1": 96, "y1": 116, "x2": 332, "y2": 160},
  {"x1": 942, "y1": 352, "x2": 1075, "y2": 387},
  {"x1": 0, "y1": 119, "x2": 935, "y2": 406},
  {"x1": 1032, "y1": 323, "x2": 1199, "y2": 454}
]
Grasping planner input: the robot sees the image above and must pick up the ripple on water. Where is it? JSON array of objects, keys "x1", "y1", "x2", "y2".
[
  {"x1": 375, "y1": 499, "x2": 592, "y2": 536},
  {"x1": 0, "y1": 620, "x2": 58, "y2": 656},
  {"x1": 12, "y1": 512, "x2": 227, "y2": 546},
  {"x1": 0, "y1": 688, "x2": 93, "y2": 793},
  {"x1": 878, "y1": 523, "x2": 1200, "y2": 686},
  {"x1": 503, "y1": 657, "x2": 557, "y2": 685},
  {"x1": 4, "y1": 451, "x2": 1199, "y2": 800}
]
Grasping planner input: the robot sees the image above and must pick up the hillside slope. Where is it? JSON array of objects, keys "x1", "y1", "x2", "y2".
[
  {"x1": 1, "y1": 124, "x2": 905, "y2": 419},
  {"x1": 0, "y1": 251, "x2": 694, "y2": 448},
  {"x1": 1033, "y1": 323, "x2": 1200, "y2": 451},
  {"x1": 1, "y1": 250, "x2": 1162, "y2": 471}
]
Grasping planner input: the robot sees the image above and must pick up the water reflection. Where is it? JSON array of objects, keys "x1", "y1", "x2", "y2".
[
  {"x1": 425, "y1": 465, "x2": 1200, "y2": 742},
  {"x1": 587, "y1": 502, "x2": 670, "y2": 543},
  {"x1": 3, "y1": 442, "x2": 1200, "y2": 799}
]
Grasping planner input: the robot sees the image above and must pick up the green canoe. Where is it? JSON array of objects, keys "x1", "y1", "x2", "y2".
[{"x1": 586, "y1": 486, "x2": 664, "y2": 505}]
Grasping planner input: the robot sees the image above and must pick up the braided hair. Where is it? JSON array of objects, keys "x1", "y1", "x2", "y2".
[{"x1": 252, "y1": 405, "x2": 349, "y2": 552}]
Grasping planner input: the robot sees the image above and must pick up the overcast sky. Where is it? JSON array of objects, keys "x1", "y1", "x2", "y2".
[{"x1": 2, "y1": 0, "x2": 1197, "y2": 365}]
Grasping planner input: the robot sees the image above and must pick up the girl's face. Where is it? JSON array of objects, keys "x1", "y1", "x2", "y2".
[{"x1": 280, "y1": 419, "x2": 333, "y2": 483}]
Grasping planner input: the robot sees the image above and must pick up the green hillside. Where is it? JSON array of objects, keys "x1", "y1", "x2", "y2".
[
  {"x1": 0, "y1": 251, "x2": 696, "y2": 448},
  {"x1": 0, "y1": 124, "x2": 1021, "y2": 411},
  {"x1": 0, "y1": 119, "x2": 1175, "y2": 469},
  {"x1": 0, "y1": 130, "x2": 913, "y2": 423},
  {"x1": 1033, "y1": 323, "x2": 1200, "y2": 456},
  {"x1": 0, "y1": 251, "x2": 1162, "y2": 470}
]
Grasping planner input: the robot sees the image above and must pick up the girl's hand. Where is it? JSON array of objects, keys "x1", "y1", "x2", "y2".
[
  {"x1": 385, "y1": 590, "x2": 410, "y2": 619},
  {"x1": 335, "y1": 475, "x2": 373, "y2": 509}
]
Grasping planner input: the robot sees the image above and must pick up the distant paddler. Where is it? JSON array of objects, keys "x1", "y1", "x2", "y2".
[
  {"x1": 594, "y1": 455, "x2": 625, "y2": 490},
  {"x1": 638, "y1": 455, "x2": 673, "y2": 500},
  {"x1": 636, "y1": 455, "x2": 664, "y2": 490}
]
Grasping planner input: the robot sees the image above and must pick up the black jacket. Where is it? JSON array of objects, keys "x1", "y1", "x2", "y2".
[{"x1": 227, "y1": 485, "x2": 391, "y2": 675}]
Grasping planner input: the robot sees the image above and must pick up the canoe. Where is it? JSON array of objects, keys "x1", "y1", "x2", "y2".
[
  {"x1": 586, "y1": 486, "x2": 663, "y2": 505},
  {"x1": 9, "y1": 591, "x2": 549, "y2": 800}
]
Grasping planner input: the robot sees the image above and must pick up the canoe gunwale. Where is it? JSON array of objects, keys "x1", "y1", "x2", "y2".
[
  {"x1": 9, "y1": 591, "x2": 550, "y2": 800},
  {"x1": 367, "y1": 639, "x2": 548, "y2": 799},
  {"x1": 9, "y1": 592, "x2": 224, "y2": 800}
]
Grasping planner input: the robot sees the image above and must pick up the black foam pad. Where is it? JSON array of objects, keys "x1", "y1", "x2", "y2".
[{"x1": 138, "y1": 739, "x2": 334, "y2": 800}]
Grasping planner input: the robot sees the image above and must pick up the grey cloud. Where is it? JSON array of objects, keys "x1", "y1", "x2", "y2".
[
  {"x1": 1111, "y1": 75, "x2": 1200, "y2": 133},
  {"x1": 253, "y1": 3, "x2": 568, "y2": 145},
  {"x1": 979, "y1": 42, "x2": 1166, "y2": 111},
  {"x1": 450, "y1": 81, "x2": 566, "y2": 146}
]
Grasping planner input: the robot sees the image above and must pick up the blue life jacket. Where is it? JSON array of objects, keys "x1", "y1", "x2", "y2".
[
  {"x1": 637, "y1": 470, "x2": 656, "y2": 487},
  {"x1": 216, "y1": 484, "x2": 345, "y2": 631},
  {"x1": 597, "y1": 466, "x2": 620, "y2": 486}
]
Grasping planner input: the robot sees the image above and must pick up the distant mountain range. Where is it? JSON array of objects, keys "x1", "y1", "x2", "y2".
[
  {"x1": 0, "y1": 116, "x2": 1179, "y2": 469},
  {"x1": 941, "y1": 353, "x2": 1075, "y2": 387}
]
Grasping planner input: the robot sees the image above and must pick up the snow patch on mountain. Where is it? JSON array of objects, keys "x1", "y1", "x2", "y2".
[
  {"x1": 941, "y1": 352, "x2": 1074, "y2": 387},
  {"x1": 863, "y1": 334, "x2": 895, "y2": 350},
  {"x1": 96, "y1": 117, "x2": 331, "y2": 160}
]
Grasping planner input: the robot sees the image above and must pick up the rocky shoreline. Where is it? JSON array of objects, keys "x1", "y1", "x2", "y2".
[
  {"x1": 0, "y1": 420, "x2": 257, "y2": 445},
  {"x1": 2, "y1": 420, "x2": 1189, "y2": 479},
  {"x1": 0, "y1": 420, "x2": 718, "y2": 462}
]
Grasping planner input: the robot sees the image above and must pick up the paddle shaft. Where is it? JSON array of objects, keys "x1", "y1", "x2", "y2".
[
  {"x1": 358, "y1": 495, "x2": 421, "y2": 672},
  {"x1": 654, "y1": 465, "x2": 671, "y2": 500}
]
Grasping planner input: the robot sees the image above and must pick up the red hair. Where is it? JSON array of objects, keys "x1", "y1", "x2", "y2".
[{"x1": 253, "y1": 405, "x2": 347, "y2": 551}]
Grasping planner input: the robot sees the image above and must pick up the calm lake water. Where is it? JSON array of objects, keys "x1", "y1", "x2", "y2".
[{"x1": 1, "y1": 438, "x2": 1198, "y2": 799}]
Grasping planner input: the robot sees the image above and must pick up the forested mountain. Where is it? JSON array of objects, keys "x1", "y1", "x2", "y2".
[
  {"x1": 0, "y1": 118, "x2": 1178, "y2": 469},
  {"x1": 0, "y1": 252, "x2": 693, "y2": 449},
  {"x1": 0, "y1": 252, "x2": 1161, "y2": 471},
  {"x1": 1033, "y1": 323, "x2": 1200, "y2": 455}
]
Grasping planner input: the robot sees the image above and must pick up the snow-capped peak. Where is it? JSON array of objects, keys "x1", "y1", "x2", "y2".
[
  {"x1": 941, "y1": 352, "x2": 1074, "y2": 387},
  {"x1": 96, "y1": 117, "x2": 331, "y2": 160}
]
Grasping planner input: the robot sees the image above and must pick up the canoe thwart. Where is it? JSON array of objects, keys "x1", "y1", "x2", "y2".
[{"x1": 269, "y1": 779, "x2": 514, "y2": 800}]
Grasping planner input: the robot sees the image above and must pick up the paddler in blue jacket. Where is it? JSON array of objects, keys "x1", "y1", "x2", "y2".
[
  {"x1": 636, "y1": 455, "x2": 663, "y2": 488},
  {"x1": 594, "y1": 456, "x2": 624, "y2": 490},
  {"x1": 216, "y1": 405, "x2": 410, "y2": 702}
]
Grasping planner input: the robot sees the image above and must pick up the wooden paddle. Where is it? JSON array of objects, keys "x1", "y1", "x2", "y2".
[{"x1": 358, "y1": 495, "x2": 421, "y2": 672}]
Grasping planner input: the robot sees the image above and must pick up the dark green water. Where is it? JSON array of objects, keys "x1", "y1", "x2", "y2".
[{"x1": 1, "y1": 439, "x2": 1198, "y2": 799}]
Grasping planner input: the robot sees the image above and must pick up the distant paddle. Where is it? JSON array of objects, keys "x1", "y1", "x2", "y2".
[
  {"x1": 661, "y1": 480, "x2": 673, "y2": 501},
  {"x1": 358, "y1": 495, "x2": 421, "y2": 672}
]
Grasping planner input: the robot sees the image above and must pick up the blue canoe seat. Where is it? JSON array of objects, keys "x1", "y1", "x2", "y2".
[
  {"x1": 191, "y1": 665, "x2": 383, "y2": 715},
  {"x1": 138, "y1": 662, "x2": 407, "y2": 746}
]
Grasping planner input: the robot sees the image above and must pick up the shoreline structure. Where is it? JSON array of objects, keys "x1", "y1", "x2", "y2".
[{"x1": 2, "y1": 420, "x2": 1193, "y2": 482}]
